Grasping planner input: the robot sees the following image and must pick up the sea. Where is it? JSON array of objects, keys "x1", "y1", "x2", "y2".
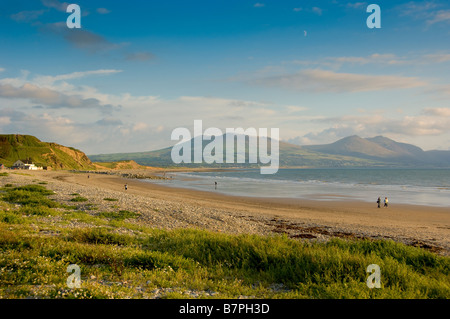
[{"x1": 144, "y1": 168, "x2": 450, "y2": 208}]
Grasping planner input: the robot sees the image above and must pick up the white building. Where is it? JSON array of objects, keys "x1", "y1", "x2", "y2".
[{"x1": 24, "y1": 163, "x2": 43, "y2": 170}]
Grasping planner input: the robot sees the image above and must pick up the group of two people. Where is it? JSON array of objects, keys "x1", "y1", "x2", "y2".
[{"x1": 377, "y1": 196, "x2": 388, "y2": 208}]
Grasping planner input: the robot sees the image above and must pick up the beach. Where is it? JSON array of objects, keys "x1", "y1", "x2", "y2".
[{"x1": 2, "y1": 169, "x2": 449, "y2": 256}]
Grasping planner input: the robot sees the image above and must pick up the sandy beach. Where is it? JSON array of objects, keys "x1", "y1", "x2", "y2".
[{"x1": 2, "y1": 169, "x2": 449, "y2": 256}]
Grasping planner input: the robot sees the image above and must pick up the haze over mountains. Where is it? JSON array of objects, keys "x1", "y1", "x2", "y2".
[{"x1": 89, "y1": 135, "x2": 450, "y2": 168}]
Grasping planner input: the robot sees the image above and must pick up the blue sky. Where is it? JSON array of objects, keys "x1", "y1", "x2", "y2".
[{"x1": 1, "y1": 0, "x2": 450, "y2": 154}]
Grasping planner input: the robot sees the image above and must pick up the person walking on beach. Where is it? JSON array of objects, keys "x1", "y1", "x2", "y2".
[
  {"x1": 377, "y1": 197, "x2": 381, "y2": 208},
  {"x1": 384, "y1": 197, "x2": 388, "y2": 208},
  {"x1": 215, "y1": 181, "x2": 217, "y2": 189},
  {"x1": 124, "y1": 184, "x2": 128, "y2": 191}
]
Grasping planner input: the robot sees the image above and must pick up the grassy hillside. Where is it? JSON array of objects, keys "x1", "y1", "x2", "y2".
[
  {"x1": 0, "y1": 134, "x2": 96, "y2": 170},
  {"x1": 0, "y1": 182, "x2": 449, "y2": 299},
  {"x1": 93, "y1": 160, "x2": 151, "y2": 170}
]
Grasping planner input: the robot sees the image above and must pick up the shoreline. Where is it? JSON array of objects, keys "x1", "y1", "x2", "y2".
[
  {"x1": 141, "y1": 178, "x2": 450, "y2": 209},
  {"x1": 156, "y1": 169, "x2": 450, "y2": 208},
  {"x1": 2, "y1": 169, "x2": 449, "y2": 256}
]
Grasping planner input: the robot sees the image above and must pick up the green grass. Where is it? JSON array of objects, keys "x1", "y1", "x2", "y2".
[
  {"x1": 0, "y1": 183, "x2": 449, "y2": 299},
  {"x1": 103, "y1": 198, "x2": 118, "y2": 202},
  {"x1": 0, "y1": 172, "x2": 8, "y2": 177},
  {"x1": 70, "y1": 196, "x2": 88, "y2": 202},
  {"x1": 98, "y1": 210, "x2": 139, "y2": 221},
  {"x1": 1, "y1": 184, "x2": 60, "y2": 208}
]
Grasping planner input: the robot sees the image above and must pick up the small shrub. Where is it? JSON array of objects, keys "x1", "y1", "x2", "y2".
[
  {"x1": 19, "y1": 205, "x2": 60, "y2": 217},
  {"x1": 0, "y1": 211, "x2": 24, "y2": 224},
  {"x1": 70, "y1": 196, "x2": 88, "y2": 202},
  {"x1": 68, "y1": 228, "x2": 135, "y2": 246},
  {"x1": 2, "y1": 185, "x2": 59, "y2": 208},
  {"x1": 12, "y1": 185, "x2": 54, "y2": 196},
  {"x1": 98, "y1": 210, "x2": 139, "y2": 221}
]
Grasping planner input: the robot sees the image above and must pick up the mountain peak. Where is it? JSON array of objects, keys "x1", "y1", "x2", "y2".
[
  {"x1": 302, "y1": 135, "x2": 395, "y2": 157},
  {"x1": 366, "y1": 136, "x2": 424, "y2": 155},
  {"x1": 344, "y1": 135, "x2": 363, "y2": 140}
]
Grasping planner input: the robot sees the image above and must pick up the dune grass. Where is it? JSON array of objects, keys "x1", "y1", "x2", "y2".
[
  {"x1": 98, "y1": 210, "x2": 140, "y2": 221},
  {"x1": 70, "y1": 196, "x2": 89, "y2": 203},
  {"x1": 0, "y1": 183, "x2": 449, "y2": 299}
]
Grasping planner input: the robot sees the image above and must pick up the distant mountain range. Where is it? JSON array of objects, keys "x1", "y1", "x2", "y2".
[
  {"x1": 89, "y1": 135, "x2": 450, "y2": 168},
  {"x1": 302, "y1": 135, "x2": 450, "y2": 167}
]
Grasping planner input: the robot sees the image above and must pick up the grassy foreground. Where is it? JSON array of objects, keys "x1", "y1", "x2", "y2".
[{"x1": 0, "y1": 182, "x2": 449, "y2": 299}]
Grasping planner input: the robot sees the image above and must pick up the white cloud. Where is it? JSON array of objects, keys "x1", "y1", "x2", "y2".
[
  {"x1": 287, "y1": 110, "x2": 450, "y2": 149},
  {"x1": 96, "y1": 8, "x2": 111, "y2": 14},
  {"x1": 254, "y1": 3, "x2": 265, "y2": 8},
  {"x1": 33, "y1": 69, "x2": 122, "y2": 86},
  {"x1": 427, "y1": 10, "x2": 450, "y2": 25},
  {"x1": 252, "y1": 69, "x2": 427, "y2": 93},
  {"x1": 10, "y1": 10, "x2": 46, "y2": 23},
  {"x1": 0, "y1": 82, "x2": 117, "y2": 112},
  {"x1": 289, "y1": 52, "x2": 450, "y2": 69},
  {"x1": 423, "y1": 53, "x2": 450, "y2": 63},
  {"x1": 346, "y1": 2, "x2": 367, "y2": 9},
  {"x1": 329, "y1": 53, "x2": 404, "y2": 65},
  {"x1": 96, "y1": 117, "x2": 123, "y2": 126},
  {"x1": 312, "y1": 7, "x2": 323, "y2": 15},
  {"x1": 0, "y1": 116, "x2": 11, "y2": 125},
  {"x1": 124, "y1": 52, "x2": 155, "y2": 62},
  {"x1": 0, "y1": 69, "x2": 300, "y2": 153},
  {"x1": 132, "y1": 122, "x2": 149, "y2": 132},
  {"x1": 286, "y1": 105, "x2": 308, "y2": 113},
  {"x1": 41, "y1": 0, "x2": 70, "y2": 12},
  {"x1": 398, "y1": 2, "x2": 450, "y2": 26},
  {"x1": 424, "y1": 107, "x2": 450, "y2": 117}
]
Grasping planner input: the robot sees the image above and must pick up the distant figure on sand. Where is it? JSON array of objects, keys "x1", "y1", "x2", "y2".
[
  {"x1": 377, "y1": 197, "x2": 381, "y2": 208},
  {"x1": 384, "y1": 197, "x2": 388, "y2": 208},
  {"x1": 124, "y1": 184, "x2": 128, "y2": 191},
  {"x1": 215, "y1": 181, "x2": 217, "y2": 189}
]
